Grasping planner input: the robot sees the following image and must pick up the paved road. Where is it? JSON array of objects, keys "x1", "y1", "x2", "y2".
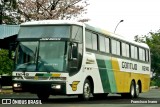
[{"x1": 0, "y1": 89, "x2": 160, "y2": 107}]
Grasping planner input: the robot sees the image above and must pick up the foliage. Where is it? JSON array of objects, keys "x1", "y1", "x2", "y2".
[
  {"x1": 150, "y1": 78, "x2": 160, "y2": 87},
  {"x1": 146, "y1": 32, "x2": 160, "y2": 75},
  {"x1": 0, "y1": 0, "x2": 89, "y2": 24},
  {"x1": 0, "y1": 49, "x2": 13, "y2": 75},
  {"x1": 0, "y1": 0, "x2": 21, "y2": 24},
  {"x1": 18, "y1": 0, "x2": 89, "y2": 22}
]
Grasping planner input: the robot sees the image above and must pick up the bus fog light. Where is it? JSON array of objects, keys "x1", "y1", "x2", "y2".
[
  {"x1": 51, "y1": 84, "x2": 61, "y2": 89},
  {"x1": 13, "y1": 83, "x2": 21, "y2": 88}
]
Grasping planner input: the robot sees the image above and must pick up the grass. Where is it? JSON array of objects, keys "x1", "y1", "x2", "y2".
[
  {"x1": 0, "y1": 87, "x2": 13, "y2": 94},
  {"x1": 0, "y1": 90, "x2": 13, "y2": 94}
]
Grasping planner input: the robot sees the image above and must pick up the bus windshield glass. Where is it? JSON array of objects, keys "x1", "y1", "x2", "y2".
[
  {"x1": 15, "y1": 41, "x2": 66, "y2": 72},
  {"x1": 18, "y1": 26, "x2": 70, "y2": 38}
]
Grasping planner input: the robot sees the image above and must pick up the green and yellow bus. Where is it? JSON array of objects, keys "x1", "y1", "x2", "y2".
[{"x1": 12, "y1": 20, "x2": 151, "y2": 100}]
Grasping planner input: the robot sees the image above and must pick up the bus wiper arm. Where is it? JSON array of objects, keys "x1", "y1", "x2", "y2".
[{"x1": 34, "y1": 47, "x2": 38, "y2": 63}]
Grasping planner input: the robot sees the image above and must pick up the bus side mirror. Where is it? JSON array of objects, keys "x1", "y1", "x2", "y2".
[{"x1": 69, "y1": 43, "x2": 78, "y2": 61}]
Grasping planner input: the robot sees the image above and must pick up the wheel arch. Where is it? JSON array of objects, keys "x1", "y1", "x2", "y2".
[{"x1": 131, "y1": 79, "x2": 136, "y2": 86}]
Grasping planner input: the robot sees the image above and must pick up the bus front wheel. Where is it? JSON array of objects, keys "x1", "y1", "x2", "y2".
[{"x1": 78, "y1": 79, "x2": 91, "y2": 101}]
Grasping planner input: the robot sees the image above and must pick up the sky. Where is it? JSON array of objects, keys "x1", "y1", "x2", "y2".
[{"x1": 84, "y1": 0, "x2": 160, "y2": 40}]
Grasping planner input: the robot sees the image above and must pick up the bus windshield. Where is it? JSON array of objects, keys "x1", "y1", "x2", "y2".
[{"x1": 15, "y1": 41, "x2": 66, "y2": 72}]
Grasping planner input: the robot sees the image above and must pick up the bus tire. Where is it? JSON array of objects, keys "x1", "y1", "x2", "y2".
[
  {"x1": 78, "y1": 79, "x2": 91, "y2": 101},
  {"x1": 37, "y1": 92, "x2": 50, "y2": 101},
  {"x1": 135, "y1": 82, "x2": 140, "y2": 98},
  {"x1": 129, "y1": 81, "x2": 136, "y2": 98}
]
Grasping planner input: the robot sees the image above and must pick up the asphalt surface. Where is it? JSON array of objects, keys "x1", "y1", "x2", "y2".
[{"x1": 0, "y1": 88, "x2": 160, "y2": 107}]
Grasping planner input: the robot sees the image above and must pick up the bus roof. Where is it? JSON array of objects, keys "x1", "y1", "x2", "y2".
[
  {"x1": 21, "y1": 20, "x2": 149, "y2": 49},
  {"x1": 20, "y1": 20, "x2": 84, "y2": 26}
]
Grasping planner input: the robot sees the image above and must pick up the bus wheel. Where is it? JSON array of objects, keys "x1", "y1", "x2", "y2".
[
  {"x1": 37, "y1": 92, "x2": 50, "y2": 101},
  {"x1": 135, "y1": 83, "x2": 140, "y2": 98},
  {"x1": 78, "y1": 79, "x2": 91, "y2": 101},
  {"x1": 129, "y1": 81, "x2": 135, "y2": 98}
]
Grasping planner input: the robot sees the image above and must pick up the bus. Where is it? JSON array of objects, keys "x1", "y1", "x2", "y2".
[{"x1": 12, "y1": 20, "x2": 151, "y2": 101}]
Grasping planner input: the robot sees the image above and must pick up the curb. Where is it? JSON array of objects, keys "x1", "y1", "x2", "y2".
[{"x1": 150, "y1": 86, "x2": 159, "y2": 89}]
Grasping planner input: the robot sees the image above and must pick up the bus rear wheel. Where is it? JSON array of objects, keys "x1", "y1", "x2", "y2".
[
  {"x1": 135, "y1": 83, "x2": 140, "y2": 98},
  {"x1": 78, "y1": 79, "x2": 91, "y2": 101}
]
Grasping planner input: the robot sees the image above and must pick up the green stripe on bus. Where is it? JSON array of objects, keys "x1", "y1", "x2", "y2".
[
  {"x1": 105, "y1": 59, "x2": 117, "y2": 92},
  {"x1": 96, "y1": 56, "x2": 117, "y2": 93},
  {"x1": 96, "y1": 59, "x2": 110, "y2": 92},
  {"x1": 35, "y1": 73, "x2": 51, "y2": 77}
]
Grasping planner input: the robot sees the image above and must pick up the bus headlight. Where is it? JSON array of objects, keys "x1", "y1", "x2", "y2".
[
  {"x1": 12, "y1": 76, "x2": 23, "y2": 80},
  {"x1": 51, "y1": 84, "x2": 61, "y2": 89},
  {"x1": 13, "y1": 83, "x2": 21, "y2": 88}
]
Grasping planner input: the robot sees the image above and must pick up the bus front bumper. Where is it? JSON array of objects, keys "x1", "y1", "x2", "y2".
[{"x1": 12, "y1": 80, "x2": 66, "y2": 95}]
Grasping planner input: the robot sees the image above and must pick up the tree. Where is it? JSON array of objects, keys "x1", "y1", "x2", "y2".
[
  {"x1": 0, "y1": 0, "x2": 20, "y2": 24},
  {"x1": 0, "y1": 0, "x2": 89, "y2": 24},
  {"x1": 146, "y1": 32, "x2": 160, "y2": 75},
  {"x1": 18, "y1": 0, "x2": 89, "y2": 22},
  {"x1": 0, "y1": 49, "x2": 13, "y2": 75}
]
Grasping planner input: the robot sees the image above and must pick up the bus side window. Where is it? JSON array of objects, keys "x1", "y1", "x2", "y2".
[
  {"x1": 116, "y1": 41, "x2": 120, "y2": 55},
  {"x1": 139, "y1": 48, "x2": 143, "y2": 61},
  {"x1": 131, "y1": 45, "x2": 135, "y2": 59},
  {"x1": 92, "y1": 33, "x2": 98, "y2": 50},
  {"x1": 122, "y1": 42, "x2": 127, "y2": 57},
  {"x1": 126, "y1": 44, "x2": 130, "y2": 58},
  {"x1": 134, "y1": 46, "x2": 138, "y2": 59},
  {"x1": 111, "y1": 39, "x2": 117, "y2": 55},
  {"x1": 85, "y1": 30, "x2": 92, "y2": 49},
  {"x1": 99, "y1": 35, "x2": 105, "y2": 52},
  {"x1": 105, "y1": 38, "x2": 110, "y2": 53},
  {"x1": 145, "y1": 50, "x2": 149, "y2": 62}
]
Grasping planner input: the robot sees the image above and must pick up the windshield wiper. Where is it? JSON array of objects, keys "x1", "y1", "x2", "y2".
[{"x1": 34, "y1": 47, "x2": 38, "y2": 63}]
